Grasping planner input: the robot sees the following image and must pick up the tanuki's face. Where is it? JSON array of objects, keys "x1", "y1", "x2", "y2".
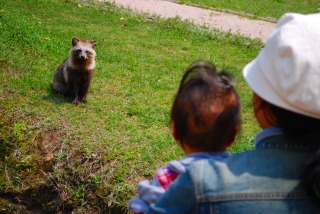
[{"x1": 70, "y1": 37, "x2": 97, "y2": 61}]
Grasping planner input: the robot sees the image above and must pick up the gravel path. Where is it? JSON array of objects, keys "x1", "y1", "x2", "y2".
[{"x1": 104, "y1": 0, "x2": 275, "y2": 42}]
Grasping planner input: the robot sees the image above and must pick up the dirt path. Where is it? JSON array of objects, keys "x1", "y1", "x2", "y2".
[{"x1": 103, "y1": 0, "x2": 275, "y2": 42}]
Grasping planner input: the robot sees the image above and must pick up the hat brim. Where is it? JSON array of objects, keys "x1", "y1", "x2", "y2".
[{"x1": 243, "y1": 56, "x2": 320, "y2": 119}]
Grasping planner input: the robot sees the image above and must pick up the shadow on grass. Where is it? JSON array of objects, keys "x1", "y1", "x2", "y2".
[
  {"x1": 44, "y1": 84, "x2": 71, "y2": 105},
  {"x1": 0, "y1": 187, "x2": 126, "y2": 214}
]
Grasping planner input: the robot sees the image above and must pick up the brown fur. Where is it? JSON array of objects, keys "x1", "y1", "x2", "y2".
[{"x1": 53, "y1": 37, "x2": 97, "y2": 105}]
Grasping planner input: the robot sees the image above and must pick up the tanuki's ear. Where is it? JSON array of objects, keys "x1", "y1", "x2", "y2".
[
  {"x1": 72, "y1": 37, "x2": 80, "y2": 46},
  {"x1": 91, "y1": 40, "x2": 97, "y2": 49}
]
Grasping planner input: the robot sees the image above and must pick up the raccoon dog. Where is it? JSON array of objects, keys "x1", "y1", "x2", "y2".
[{"x1": 53, "y1": 37, "x2": 97, "y2": 105}]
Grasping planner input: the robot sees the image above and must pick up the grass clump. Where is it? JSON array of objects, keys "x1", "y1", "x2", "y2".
[{"x1": 0, "y1": 0, "x2": 262, "y2": 212}]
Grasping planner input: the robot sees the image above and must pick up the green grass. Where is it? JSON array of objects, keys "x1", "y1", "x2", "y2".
[
  {"x1": 0, "y1": 0, "x2": 262, "y2": 212},
  {"x1": 177, "y1": 0, "x2": 320, "y2": 20}
]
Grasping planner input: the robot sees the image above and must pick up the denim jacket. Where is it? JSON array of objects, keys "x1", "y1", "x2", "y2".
[
  {"x1": 129, "y1": 152, "x2": 230, "y2": 213},
  {"x1": 147, "y1": 127, "x2": 320, "y2": 213}
]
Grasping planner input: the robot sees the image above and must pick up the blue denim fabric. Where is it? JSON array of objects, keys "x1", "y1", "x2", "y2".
[
  {"x1": 129, "y1": 152, "x2": 230, "y2": 213},
  {"x1": 147, "y1": 128, "x2": 320, "y2": 213}
]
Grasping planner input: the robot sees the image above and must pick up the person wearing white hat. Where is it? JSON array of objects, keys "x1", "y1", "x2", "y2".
[{"x1": 146, "y1": 13, "x2": 320, "y2": 213}]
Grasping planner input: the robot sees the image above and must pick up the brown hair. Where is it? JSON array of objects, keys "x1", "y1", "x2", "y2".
[
  {"x1": 253, "y1": 95, "x2": 320, "y2": 137},
  {"x1": 170, "y1": 60, "x2": 241, "y2": 152}
]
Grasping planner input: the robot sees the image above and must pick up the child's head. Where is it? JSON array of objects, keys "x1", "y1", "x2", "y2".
[
  {"x1": 242, "y1": 13, "x2": 320, "y2": 205},
  {"x1": 171, "y1": 60, "x2": 241, "y2": 152}
]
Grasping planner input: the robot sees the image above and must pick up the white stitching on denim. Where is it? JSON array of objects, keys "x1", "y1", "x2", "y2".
[
  {"x1": 197, "y1": 192, "x2": 310, "y2": 203},
  {"x1": 256, "y1": 136, "x2": 320, "y2": 151},
  {"x1": 199, "y1": 161, "x2": 204, "y2": 195}
]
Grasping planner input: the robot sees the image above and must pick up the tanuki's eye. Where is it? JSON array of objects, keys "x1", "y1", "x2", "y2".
[
  {"x1": 76, "y1": 49, "x2": 81, "y2": 54},
  {"x1": 85, "y1": 51, "x2": 90, "y2": 55}
]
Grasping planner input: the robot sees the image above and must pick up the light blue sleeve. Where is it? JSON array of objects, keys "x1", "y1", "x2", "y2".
[
  {"x1": 128, "y1": 198, "x2": 150, "y2": 213},
  {"x1": 128, "y1": 175, "x2": 165, "y2": 213},
  {"x1": 129, "y1": 162, "x2": 187, "y2": 213},
  {"x1": 138, "y1": 179, "x2": 165, "y2": 203},
  {"x1": 147, "y1": 170, "x2": 196, "y2": 214}
]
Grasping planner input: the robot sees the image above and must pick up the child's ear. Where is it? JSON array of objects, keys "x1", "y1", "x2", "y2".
[
  {"x1": 226, "y1": 141, "x2": 233, "y2": 148},
  {"x1": 227, "y1": 125, "x2": 241, "y2": 147},
  {"x1": 171, "y1": 122, "x2": 180, "y2": 141},
  {"x1": 226, "y1": 136, "x2": 235, "y2": 148}
]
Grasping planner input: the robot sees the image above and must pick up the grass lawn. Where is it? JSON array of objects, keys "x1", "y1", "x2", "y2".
[
  {"x1": 177, "y1": 0, "x2": 320, "y2": 20},
  {"x1": 0, "y1": 0, "x2": 262, "y2": 212}
]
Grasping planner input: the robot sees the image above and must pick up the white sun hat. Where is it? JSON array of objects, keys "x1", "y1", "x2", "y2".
[{"x1": 243, "y1": 13, "x2": 320, "y2": 119}]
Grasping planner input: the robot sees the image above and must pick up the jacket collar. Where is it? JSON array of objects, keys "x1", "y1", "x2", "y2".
[{"x1": 255, "y1": 127, "x2": 320, "y2": 151}]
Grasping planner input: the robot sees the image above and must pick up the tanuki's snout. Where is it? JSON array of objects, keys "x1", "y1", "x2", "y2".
[{"x1": 78, "y1": 51, "x2": 88, "y2": 60}]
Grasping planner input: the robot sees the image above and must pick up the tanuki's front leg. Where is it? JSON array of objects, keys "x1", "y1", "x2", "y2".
[
  {"x1": 68, "y1": 80, "x2": 79, "y2": 105},
  {"x1": 79, "y1": 71, "x2": 92, "y2": 103},
  {"x1": 79, "y1": 82, "x2": 90, "y2": 103}
]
